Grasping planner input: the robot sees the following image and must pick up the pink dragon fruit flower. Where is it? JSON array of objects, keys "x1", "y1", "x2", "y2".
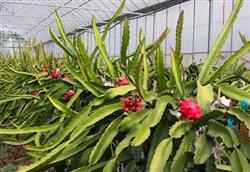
[{"x1": 179, "y1": 99, "x2": 202, "y2": 121}]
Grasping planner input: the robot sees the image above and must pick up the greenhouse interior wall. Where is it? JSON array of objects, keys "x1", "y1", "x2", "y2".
[{"x1": 43, "y1": 0, "x2": 250, "y2": 67}]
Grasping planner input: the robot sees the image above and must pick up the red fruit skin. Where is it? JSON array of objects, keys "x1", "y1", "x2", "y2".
[
  {"x1": 51, "y1": 69, "x2": 61, "y2": 79},
  {"x1": 64, "y1": 90, "x2": 75, "y2": 100},
  {"x1": 179, "y1": 99, "x2": 202, "y2": 121},
  {"x1": 115, "y1": 76, "x2": 130, "y2": 86},
  {"x1": 134, "y1": 103, "x2": 144, "y2": 112}
]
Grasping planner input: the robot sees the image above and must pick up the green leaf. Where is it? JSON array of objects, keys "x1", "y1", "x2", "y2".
[
  {"x1": 239, "y1": 32, "x2": 248, "y2": 44},
  {"x1": 0, "y1": 122, "x2": 61, "y2": 134},
  {"x1": 89, "y1": 0, "x2": 126, "y2": 61},
  {"x1": 49, "y1": 27, "x2": 74, "y2": 57},
  {"x1": 199, "y1": 0, "x2": 243, "y2": 85},
  {"x1": 131, "y1": 96, "x2": 174, "y2": 146},
  {"x1": 175, "y1": 10, "x2": 184, "y2": 64},
  {"x1": 18, "y1": 141, "x2": 70, "y2": 172},
  {"x1": 216, "y1": 164, "x2": 232, "y2": 171},
  {"x1": 169, "y1": 120, "x2": 193, "y2": 138},
  {"x1": 197, "y1": 80, "x2": 214, "y2": 110},
  {"x1": 8, "y1": 67, "x2": 35, "y2": 76},
  {"x1": 129, "y1": 38, "x2": 144, "y2": 77},
  {"x1": 89, "y1": 117, "x2": 123, "y2": 165},
  {"x1": 59, "y1": 88, "x2": 83, "y2": 122},
  {"x1": 231, "y1": 148, "x2": 250, "y2": 172},
  {"x1": 240, "y1": 144, "x2": 250, "y2": 160},
  {"x1": 92, "y1": 17, "x2": 117, "y2": 78},
  {"x1": 50, "y1": 134, "x2": 99, "y2": 165},
  {"x1": 91, "y1": 85, "x2": 135, "y2": 106},
  {"x1": 206, "y1": 42, "x2": 250, "y2": 84},
  {"x1": 137, "y1": 30, "x2": 148, "y2": 91},
  {"x1": 227, "y1": 108, "x2": 250, "y2": 130},
  {"x1": 54, "y1": 11, "x2": 78, "y2": 56},
  {"x1": 103, "y1": 133, "x2": 134, "y2": 172},
  {"x1": 77, "y1": 35, "x2": 99, "y2": 83},
  {"x1": 35, "y1": 132, "x2": 42, "y2": 146},
  {"x1": 119, "y1": 109, "x2": 152, "y2": 131},
  {"x1": 73, "y1": 161, "x2": 108, "y2": 172},
  {"x1": 207, "y1": 120, "x2": 239, "y2": 147},
  {"x1": 170, "y1": 130, "x2": 195, "y2": 172},
  {"x1": 25, "y1": 106, "x2": 91, "y2": 151},
  {"x1": 70, "y1": 102, "x2": 122, "y2": 141},
  {"x1": 206, "y1": 157, "x2": 216, "y2": 172},
  {"x1": 170, "y1": 47, "x2": 185, "y2": 96},
  {"x1": 4, "y1": 136, "x2": 34, "y2": 145},
  {"x1": 135, "y1": 56, "x2": 147, "y2": 99},
  {"x1": 130, "y1": 122, "x2": 151, "y2": 147},
  {"x1": 155, "y1": 48, "x2": 167, "y2": 93},
  {"x1": 146, "y1": 117, "x2": 170, "y2": 172},
  {"x1": 121, "y1": 17, "x2": 130, "y2": 67},
  {"x1": 0, "y1": 95, "x2": 38, "y2": 105},
  {"x1": 219, "y1": 83, "x2": 250, "y2": 102},
  {"x1": 48, "y1": 96, "x2": 77, "y2": 117},
  {"x1": 149, "y1": 138, "x2": 172, "y2": 172},
  {"x1": 194, "y1": 133, "x2": 212, "y2": 164},
  {"x1": 149, "y1": 95, "x2": 175, "y2": 128},
  {"x1": 147, "y1": 28, "x2": 170, "y2": 57},
  {"x1": 65, "y1": 63, "x2": 102, "y2": 96}
]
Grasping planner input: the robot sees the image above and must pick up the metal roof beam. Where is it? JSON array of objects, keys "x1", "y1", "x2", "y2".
[
  {"x1": 0, "y1": 26, "x2": 31, "y2": 30},
  {"x1": 0, "y1": 23, "x2": 49, "y2": 27},
  {"x1": 1, "y1": 14, "x2": 108, "y2": 23},
  {"x1": 2, "y1": 1, "x2": 143, "y2": 15}
]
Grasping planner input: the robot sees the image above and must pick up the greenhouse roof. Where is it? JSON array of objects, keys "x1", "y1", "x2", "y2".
[{"x1": 0, "y1": 0, "x2": 187, "y2": 42}]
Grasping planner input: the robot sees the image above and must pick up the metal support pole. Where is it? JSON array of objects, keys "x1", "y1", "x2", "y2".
[
  {"x1": 153, "y1": 13, "x2": 156, "y2": 41},
  {"x1": 192, "y1": 0, "x2": 196, "y2": 63},
  {"x1": 207, "y1": 0, "x2": 212, "y2": 53}
]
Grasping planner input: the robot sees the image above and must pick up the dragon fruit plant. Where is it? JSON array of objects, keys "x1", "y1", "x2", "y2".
[
  {"x1": 0, "y1": 0, "x2": 250, "y2": 172},
  {"x1": 0, "y1": 41, "x2": 85, "y2": 169}
]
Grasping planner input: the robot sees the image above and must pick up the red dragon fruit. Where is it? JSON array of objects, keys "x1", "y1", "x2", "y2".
[
  {"x1": 64, "y1": 89, "x2": 75, "y2": 100},
  {"x1": 179, "y1": 99, "x2": 202, "y2": 121}
]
